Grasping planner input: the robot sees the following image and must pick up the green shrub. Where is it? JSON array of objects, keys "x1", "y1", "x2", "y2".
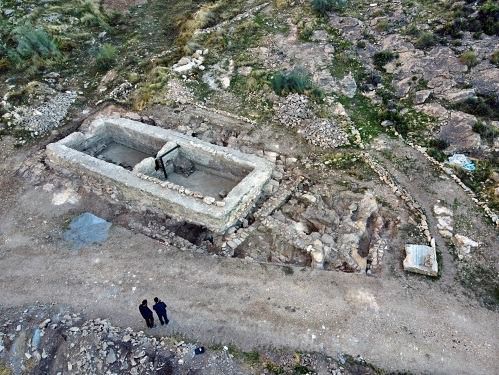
[
  {"x1": 490, "y1": 50, "x2": 499, "y2": 66},
  {"x1": 414, "y1": 31, "x2": 436, "y2": 49},
  {"x1": 298, "y1": 25, "x2": 314, "y2": 41},
  {"x1": 438, "y1": 1, "x2": 498, "y2": 38},
  {"x1": 373, "y1": 50, "x2": 396, "y2": 70},
  {"x1": 478, "y1": 0, "x2": 499, "y2": 36},
  {"x1": 311, "y1": 0, "x2": 347, "y2": 15},
  {"x1": 375, "y1": 19, "x2": 390, "y2": 32},
  {"x1": 271, "y1": 68, "x2": 312, "y2": 95},
  {"x1": 473, "y1": 121, "x2": 499, "y2": 145},
  {"x1": 427, "y1": 138, "x2": 449, "y2": 162},
  {"x1": 460, "y1": 50, "x2": 478, "y2": 67},
  {"x1": 0, "y1": 58, "x2": 9, "y2": 72},
  {"x1": 427, "y1": 147, "x2": 447, "y2": 162},
  {"x1": 310, "y1": 87, "x2": 325, "y2": 102},
  {"x1": 405, "y1": 24, "x2": 420, "y2": 37},
  {"x1": 12, "y1": 25, "x2": 60, "y2": 60},
  {"x1": 356, "y1": 40, "x2": 366, "y2": 49},
  {"x1": 95, "y1": 43, "x2": 117, "y2": 71},
  {"x1": 428, "y1": 138, "x2": 449, "y2": 150},
  {"x1": 452, "y1": 96, "x2": 499, "y2": 119}
]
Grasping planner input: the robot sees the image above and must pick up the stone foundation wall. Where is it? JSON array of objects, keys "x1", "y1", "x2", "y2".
[{"x1": 46, "y1": 118, "x2": 273, "y2": 233}]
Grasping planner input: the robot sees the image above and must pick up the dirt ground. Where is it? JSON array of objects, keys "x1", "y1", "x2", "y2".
[{"x1": 0, "y1": 135, "x2": 498, "y2": 375}]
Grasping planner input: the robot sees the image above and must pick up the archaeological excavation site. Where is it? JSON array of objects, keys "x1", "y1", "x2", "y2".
[
  {"x1": 43, "y1": 110, "x2": 426, "y2": 275},
  {"x1": 0, "y1": 0, "x2": 498, "y2": 374},
  {"x1": 47, "y1": 117, "x2": 273, "y2": 233}
]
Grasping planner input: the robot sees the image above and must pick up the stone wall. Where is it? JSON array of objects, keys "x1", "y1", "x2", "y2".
[{"x1": 46, "y1": 118, "x2": 274, "y2": 233}]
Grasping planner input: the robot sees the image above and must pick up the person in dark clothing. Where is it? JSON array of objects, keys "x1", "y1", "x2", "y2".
[
  {"x1": 153, "y1": 297, "x2": 169, "y2": 326},
  {"x1": 139, "y1": 299, "x2": 154, "y2": 328}
]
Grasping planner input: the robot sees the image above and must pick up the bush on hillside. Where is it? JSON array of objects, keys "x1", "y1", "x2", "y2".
[
  {"x1": 95, "y1": 43, "x2": 117, "y2": 71},
  {"x1": 12, "y1": 25, "x2": 60, "y2": 60},
  {"x1": 271, "y1": 68, "x2": 313, "y2": 95}
]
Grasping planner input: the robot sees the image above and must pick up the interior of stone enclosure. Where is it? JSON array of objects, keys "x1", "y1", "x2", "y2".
[
  {"x1": 84, "y1": 139, "x2": 153, "y2": 170},
  {"x1": 77, "y1": 124, "x2": 253, "y2": 197}
]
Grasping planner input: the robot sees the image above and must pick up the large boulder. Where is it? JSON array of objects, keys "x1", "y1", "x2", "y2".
[
  {"x1": 438, "y1": 111, "x2": 481, "y2": 152},
  {"x1": 403, "y1": 243, "x2": 438, "y2": 277},
  {"x1": 471, "y1": 65, "x2": 499, "y2": 96}
]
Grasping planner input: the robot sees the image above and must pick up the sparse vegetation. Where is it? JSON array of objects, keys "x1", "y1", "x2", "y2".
[
  {"x1": 373, "y1": 50, "x2": 396, "y2": 70},
  {"x1": 5, "y1": 24, "x2": 61, "y2": 71},
  {"x1": 490, "y1": 50, "x2": 499, "y2": 66},
  {"x1": 427, "y1": 139, "x2": 449, "y2": 162},
  {"x1": 311, "y1": 0, "x2": 347, "y2": 15},
  {"x1": 453, "y1": 159, "x2": 495, "y2": 192},
  {"x1": 375, "y1": 19, "x2": 390, "y2": 32},
  {"x1": 451, "y1": 96, "x2": 499, "y2": 120},
  {"x1": 324, "y1": 151, "x2": 362, "y2": 169},
  {"x1": 459, "y1": 50, "x2": 478, "y2": 67},
  {"x1": 414, "y1": 31, "x2": 436, "y2": 49},
  {"x1": 0, "y1": 362, "x2": 12, "y2": 375},
  {"x1": 0, "y1": 3, "x2": 498, "y2": 374},
  {"x1": 271, "y1": 68, "x2": 313, "y2": 95},
  {"x1": 473, "y1": 121, "x2": 499, "y2": 145},
  {"x1": 95, "y1": 43, "x2": 117, "y2": 71},
  {"x1": 339, "y1": 94, "x2": 385, "y2": 140}
]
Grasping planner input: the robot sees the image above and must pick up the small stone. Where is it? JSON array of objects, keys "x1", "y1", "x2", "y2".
[
  {"x1": 106, "y1": 349, "x2": 117, "y2": 364},
  {"x1": 39, "y1": 319, "x2": 51, "y2": 329},
  {"x1": 203, "y1": 196, "x2": 215, "y2": 205},
  {"x1": 177, "y1": 57, "x2": 191, "y2": 66}
]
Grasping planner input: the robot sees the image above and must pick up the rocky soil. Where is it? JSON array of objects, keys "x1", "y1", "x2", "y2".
[
  {"x1": 0, "y1": 0, "x2": 498, "y2": 374},
  {"x1": 0, "y1": 305, "x2": 382, "y2": 375}
]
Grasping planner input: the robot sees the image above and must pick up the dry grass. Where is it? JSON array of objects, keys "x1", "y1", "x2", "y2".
[
  {"x1": 0, "y1": 362, "x2": 12, "y2": 375},
  {"x1": 176, "y1": 3, "x2": 219, "y2": 52}
]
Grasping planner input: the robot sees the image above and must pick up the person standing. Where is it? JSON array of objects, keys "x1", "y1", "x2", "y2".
[
  {"x1": 153, "y1": 297, "x2": 169, "y2": 326},
  {"x1": 139, "y1": 299, "x2": 155, "y2": 328}
]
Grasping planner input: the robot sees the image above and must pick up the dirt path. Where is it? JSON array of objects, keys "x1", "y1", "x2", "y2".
[{"x1": 0, "y1": 167, "x2": 498, "y2": 375}]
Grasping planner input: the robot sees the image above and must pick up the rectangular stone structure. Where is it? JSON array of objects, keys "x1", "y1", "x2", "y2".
[
  {"x1": 403, "y1": 244, "x2": 438, "y2": 277},
  {"x1": 46, "y1": 118, "x2": 273, "y2": 233}
]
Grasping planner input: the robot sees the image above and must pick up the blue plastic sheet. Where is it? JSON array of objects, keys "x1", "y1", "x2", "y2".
[
  {"x1": 64, "y1": 212, "x2": 111, "y2": 249},
  {"x1": 448, "y1": 154, "x2": 476, "y2": 172},
  {"x1": 32, "y1": 328, "x2": 41, "y2": 350}
]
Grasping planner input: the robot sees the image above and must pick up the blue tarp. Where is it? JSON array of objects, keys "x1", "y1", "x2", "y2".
[
  {"x1": 64, "y1": 212, "x2": 111, "y2": 249},
  {"x1": 448, "y1": 154, "x2": 476, "y2": 172}
]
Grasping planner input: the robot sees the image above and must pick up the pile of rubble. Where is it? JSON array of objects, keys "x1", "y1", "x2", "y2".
[
  {"x1": 300, "y1": 119, "x2": 350, "y2": 149},
  {"x1": 172, "y1": 49, "x2": 208, "y2": 74},
  {"x1": 275, "y1": 94, "x2": 349, "y2": 149},
  {"x1": 0, "y1": 307, "x2": 227, "y2": 375},
  {"x1": 0, "y1": 306, "x2": 384, "y2": 375},
  {"x1": 2, "y1": 87, "x2": 77, "y2": 137},
  {"x1": 274, "y1": 94, "x2": 313, "y2": 128}
]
